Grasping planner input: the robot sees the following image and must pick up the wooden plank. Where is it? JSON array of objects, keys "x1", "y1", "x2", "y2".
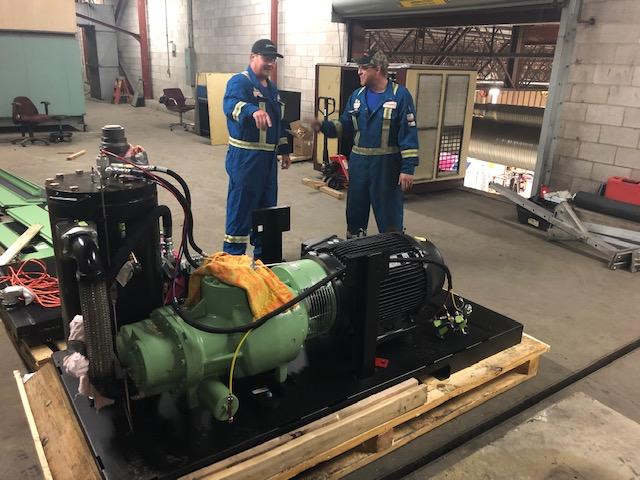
[
  {"x1": 66, "y1": 149, "x2": 86, "y2": 161},
  {"x1": 300, "y1": 336, "x2": 548, "y2": 480},
  {"x1": 290, "y1": 155, "x2": 312, "y2": 163},
  {"x1": 206, "y1": 73, "x2": 234, "y2": 145},
  {"x1": 357, "y1": 429, "x2": 394, "y2": 454},
  {"x1": 17, "y1": 340, "x2": 66, "y2": 372},
  {"x1": 319, "y1": 185, "x2": 346, "y2": 200},
  {"x1": 417, "y1": 334, "x2": 548, "y2": 408},
  {"x1": 18, "y1": 335, "x2": 547, "y2": 480},
  {"x1": 13, "y1": 370, "x2": 53, "y2": 480},
  {"x1": 186, "y1": 379, "x2": 420, "y2": 478},
  {"x1": 189, "y1": 384, "x2": 428, "y2": 480},
  {"x1": 302, "y1": 177, "x2": 325, "y2": 189},
  {"x1": 0, "y1": 223, "x2": 42, "y2": 266},
  {"x1": 188, "y1": 383, "x2": 420, "y2": 477},
  {"x1": 22, "y1": 363, "x2": 102, "y2": 480},
  {"x1": 193, "y1": 334, "x2": 547, "y2": 480},
  {"x1": 304, "y1": 361, "x2": 536, "y2": 480}
]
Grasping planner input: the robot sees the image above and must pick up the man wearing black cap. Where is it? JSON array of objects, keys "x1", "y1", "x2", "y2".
[
  {"x1": 313, "y1": 49, "x2": 419, "y2": 238},
  {"x1": 222, "y1": 39, "x2": 292, "y2": 257}
]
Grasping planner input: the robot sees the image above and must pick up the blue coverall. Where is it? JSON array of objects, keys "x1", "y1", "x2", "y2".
[
  {"x1": 321, "y1": 82, "x2": 419, "y2": 236},
  {"x1": 222, "y1": 67, "x2": 291, "y2": 256}
]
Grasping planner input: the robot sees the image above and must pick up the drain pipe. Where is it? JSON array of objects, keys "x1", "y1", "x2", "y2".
[{"x1": 137, "y1": 0, "x2": 153, "y2": 98}]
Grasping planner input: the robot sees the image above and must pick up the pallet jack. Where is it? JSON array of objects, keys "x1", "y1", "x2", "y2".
[{"x1": 318, "y1": 96, "x2": 349, "y2": 190}]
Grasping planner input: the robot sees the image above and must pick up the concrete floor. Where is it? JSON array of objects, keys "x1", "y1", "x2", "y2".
[{"x1": 0, "y1": 100, "x2": 638, "y2": 479}]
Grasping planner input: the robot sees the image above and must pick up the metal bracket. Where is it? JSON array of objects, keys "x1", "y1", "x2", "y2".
[{"x1": 490, "y1": 182, "x2": 639, "y2": 272}]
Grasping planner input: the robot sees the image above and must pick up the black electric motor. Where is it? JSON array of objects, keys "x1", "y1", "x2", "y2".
[{"x1": 303, "y1": 232, "x2": 447, "y2": 342}]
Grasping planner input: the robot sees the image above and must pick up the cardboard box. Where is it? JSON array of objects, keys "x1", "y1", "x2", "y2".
[{"x1": 290, "y1": 120, "x2": 313, "y2": 158}]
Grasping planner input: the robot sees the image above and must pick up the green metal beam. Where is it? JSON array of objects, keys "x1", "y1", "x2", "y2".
[
  {"x1": 0, "y1": 169, "x2": 44, "y2": 199},
  {"x1": 0, "y1": 223, "x2": 53, "y2": 260},
  {"x1": 0, "y1": 190, "x2": 30, "y2": 208},
  {"x1": 0, "y1": 169, "x2": 45, "y2": 207},
  {"x1": 6, "y1": 206, "x2": 52, "y2": 244}
]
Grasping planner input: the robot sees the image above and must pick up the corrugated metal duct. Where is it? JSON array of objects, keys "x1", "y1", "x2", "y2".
[
  {"x1": 473, "y1": 104, "x2": 544, "y2": 128},
  {"x1": 332, "y1": 0, "x2": 559, "y2": 18},
  {"x1": 468, "y1": 118, "x2": 540, "y2": 171}
]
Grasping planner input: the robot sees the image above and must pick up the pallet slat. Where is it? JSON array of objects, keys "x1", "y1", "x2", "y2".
[
  {"x1": 17, "y1": 334, "x2": 548, "y2": 480},
  {"x1": 19, "y1": 363, "x2": 102, "y2": 480},
  {"x1": 13, "y1": 370, "x2": 53, "y2": 480},
  {"x1": 2, "y1": 318, "x2": 65, "y2": 372},
  {"x1": 192, "y1": 334, "x2": 548, "y2": 480},
  {"x1": 301, "y1": 177, "x2": 346, "y2": 200}
]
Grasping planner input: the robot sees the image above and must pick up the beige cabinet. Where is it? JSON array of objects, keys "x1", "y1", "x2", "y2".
[{"x1": 314, "y1": 64, "x2": 476, "y2": 187}]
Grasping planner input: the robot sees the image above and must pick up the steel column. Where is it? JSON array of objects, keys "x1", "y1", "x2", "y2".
[
  {"x1": 137, "y1": 0, "x2": 153, "y2": 99},
  {"x1": 534, "y1": 0, "x2": 581, "y2": 192}
]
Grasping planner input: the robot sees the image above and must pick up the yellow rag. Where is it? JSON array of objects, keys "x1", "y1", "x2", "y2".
[{"x1": 186, "y1": 253, "x2": 294, "y2": 319}]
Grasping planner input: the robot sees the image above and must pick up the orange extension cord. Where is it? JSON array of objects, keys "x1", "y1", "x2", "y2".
[{"x1": 0, "y1": 259, "x2": 60, "y2": 308}]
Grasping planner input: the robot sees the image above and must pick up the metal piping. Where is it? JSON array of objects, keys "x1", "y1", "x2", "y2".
[
  {"x1": 468, "y1": 118, "x2": 540, "y2": 171},
  {"x1": 473, "y1": 104, "x2": 545, "y2": 128},
  {"x1": 76, "y1": 13, "x2": 140, "y2": 40}
]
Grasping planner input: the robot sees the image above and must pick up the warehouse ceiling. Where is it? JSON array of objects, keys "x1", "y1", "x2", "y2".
[
  {"x1": 333, "y1": 0, "x2": 562, "y2": 28},
  {"x1": 333, "y1": 0, "x2": 561, "y2": 19}
]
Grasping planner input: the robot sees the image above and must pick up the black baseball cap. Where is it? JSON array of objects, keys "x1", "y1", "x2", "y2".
[{"x1": 251, "y1": 39, "x2": 284, "y2": 58}]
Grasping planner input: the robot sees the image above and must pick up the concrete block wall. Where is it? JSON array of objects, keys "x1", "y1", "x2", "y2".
[
  {"x1": 112, "y1": 0, "x2": 345, "y2": 120},
  {"x1": 113, "y1": 1, "x2": 142, "y2": 92},
  {"x1": 193, "y1": 0, "x2": 345, "y2": 119},
  {"x1": 278, "y1": 0, "x2": 347, "y2": 119},
  {"x1": 115, "y1": 0, "x2": 191, "y2": 97},
  {"x1": 551, "y1": 0, "x2": 640, "y2": 192},
  {"x1": 193, "y1": 0, "x2": 270, "y2": 76},
  {"x1": 147, "y1": 0, "x2": 191, "y2": 95}
]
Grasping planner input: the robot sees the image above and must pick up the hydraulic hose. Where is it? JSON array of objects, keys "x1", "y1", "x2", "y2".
[
  {"x1": 108, "y1": 166, "x2": 203, "y2": 265},
  {"x1": 163, "y1": 168, "x2": 192, "y2": 207},
  {"x1": 173, "y1": 266, "x2": 346, "y2": 334},
  {"x1": 154, "y1": 168, "x2": 203, "y2": 256}
]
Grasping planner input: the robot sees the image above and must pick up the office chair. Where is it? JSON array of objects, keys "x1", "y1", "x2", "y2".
[
  {"x1": 159, "y1": 88, "x2": 195, "y2": 131},
  {"x1": 11, "y1": 96, "x2": 51, "y2": 146}
]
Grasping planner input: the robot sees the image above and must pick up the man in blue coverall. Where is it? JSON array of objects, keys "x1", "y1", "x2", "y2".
[
  {"x1": 313, "y1": 50, "x2": 419, "y2": 237},
  {"x1": 222, "y1": 39, "x2": 292, "y2": 257}
]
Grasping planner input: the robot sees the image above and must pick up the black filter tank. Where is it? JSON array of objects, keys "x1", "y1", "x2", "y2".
[{"x1": 46, "y1": 131, "x2": 164, "y2": 333}]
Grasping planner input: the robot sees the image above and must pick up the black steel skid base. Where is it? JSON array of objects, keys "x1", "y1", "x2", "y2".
[{"x1": 52, "y1": 299, "x2": 522, "y2": 480}]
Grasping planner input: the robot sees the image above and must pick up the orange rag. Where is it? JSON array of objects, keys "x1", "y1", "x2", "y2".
[{"x1": 186, "y1": 252, "x2": 294, "y2": 319}]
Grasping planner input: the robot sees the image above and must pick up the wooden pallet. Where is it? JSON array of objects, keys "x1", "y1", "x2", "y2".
[
  {"x1": 302, "y1": 177, "x2": 346, "y2": 200},
  {"x1": 278, "y1": 154, "x2": 312, "y2": 163},
  {"x1": 12, "y1": 336, "x2": 65, "y2": 372},
  {"x1": 15, "y1": 334, "x2": 548, "y2": 480},
  {"x1": 2, "y1": 319, "x2": 64, "y2": 372}
]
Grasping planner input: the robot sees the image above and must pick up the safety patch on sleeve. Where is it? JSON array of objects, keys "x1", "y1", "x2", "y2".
[
  {"x1": 408, "y1": 121, "x2": 416, "y2": 127},
  {"x1": 407, "y1": 113, "x2": 415, "y2": 122}
]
